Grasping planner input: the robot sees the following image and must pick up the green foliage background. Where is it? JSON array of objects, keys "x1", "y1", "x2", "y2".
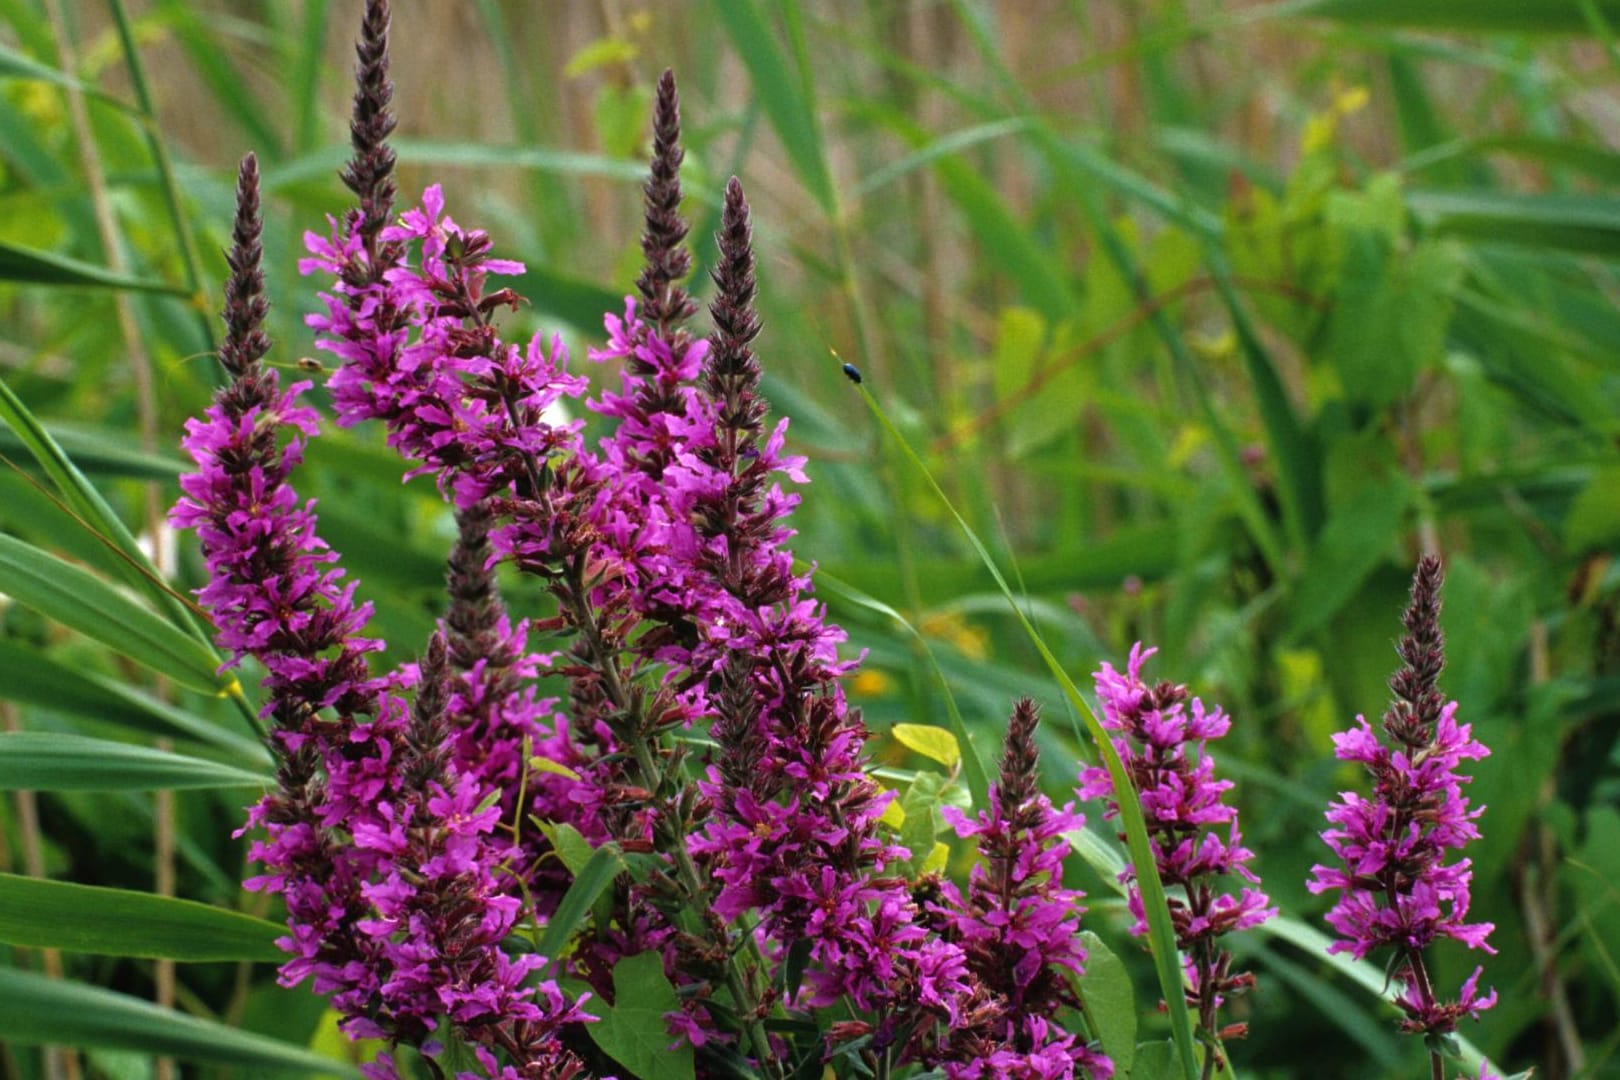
[{"x1": 0, "y1": 1, "x2": 1617, "y2": 1078}]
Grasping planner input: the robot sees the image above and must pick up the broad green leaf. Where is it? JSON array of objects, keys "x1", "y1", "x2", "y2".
[
  {"x1": 899, "y1": 771, "x2": 947, "y2": 875},
  {"x1": 0, "y1": 872, "x2": 282, "y2": 961},
  {"x1": 534, "y1": 821, "x2": 599, "y2": 877},
  {"x1": 1129, "y1": 1039, "x2": 1198, "y2": 1080},
  {"x1": 0, "y1": 239, "x2": 186, "y2": 294},
  {"x1": 0, "y1": 732, "x2": 270, "y2": 791},
  {"x1": 1077, "y1": 931, "x2": 1136, "y2": 1075},
  {"x1": 583, "y1": 952, "x2": 695, "y2": 1080},
  {"x1": 1325, "y1": 175, "x2": 1466, "y2": 410},
  {"x1": 0, "y1": 968, "x2": 354, "y2": 1075},
  {"x1": 0, "y1": 533, "x2": 223, "y2": 693},
  {"x1": 1294, "y1": 0, "x2": 1620, "y2": 33},
  {"x1": 890, "y1": 723, "x2": 961, "y2": 769},
  {"x1": 1563, "y1": 464, "x2": 1620, "y2": 551},
  {"x1": 537, "y1": 842, "x2": 625, "y2": 971}
]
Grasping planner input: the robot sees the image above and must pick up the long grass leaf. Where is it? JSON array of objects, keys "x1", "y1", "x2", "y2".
[
  {"x1": 0, "y1": 239, "x2": 186, "y2": 294},
  {"x1": 0, "y1": 967, "x2": 353, "y2": 1075},
  {"x1": 712, "y1": 0, "x2": 837, "y2": 214},
  {"x1": 0, "y1": 533, "x2": 223, "y2": 694},
  {"x1": 0, "y1": 732, "x2": 270, "y2": 792},
  {"x1": 813, "y1": 566, "x2": 993, "y2": 811},
  {"x1": 0, "y1": 639, "x2": 262, "y2": 759},
  {"x1": 0, "y1": 872, "x2": 282, "y2": 961},
  {"x1": 1293, "y1": 0, "x2": 1620, "y2": 33}
]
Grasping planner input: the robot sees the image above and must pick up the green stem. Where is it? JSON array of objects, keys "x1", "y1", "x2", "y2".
[{"x1": 559, "y1": 555, "x2": 781, "y2": 1078}]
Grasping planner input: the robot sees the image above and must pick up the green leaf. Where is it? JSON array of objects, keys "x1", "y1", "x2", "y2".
[
  {"x1": 0, "y1": 968, "x2": 354, "y2": 1075},
  {"x1": 712, "y1": 0, "x2": 837, "y2": 214},
  {"x1": 537, "y1": 842, "x2": 625, "y2": 971},
  {"x1": 1286, "y1": 477, "x2": 1412, "y2": 640},
  {"x1": 0, "y1": 40, "x2": 134, "y2": 111},
  {"x1": 0, "y1": 872, "x2": 282, "y2": 961},
  {"x1": 0, "y1": 374, "x2": 203, "y2": 631},
  {"x1": 1408, "y1": 190, "x2": 1620, "y2": 256},
  {"x1": 583, "y1": 952, "x2": 696, "y2": 1080},
  {"x1": 0, "y1": 533, "x2": 224, "y2": 693},
  {"x1": 1325, "y1": 177, "x2": 1467, "y2": 411},
  {"x1": 891, "y1": 723, "x2": 961, "y2": 769},
  {"x1": 534, "y1": 821, "x2": 600, "y2": 878},
  {"x1": 0, "y1": 239, "x2": 187, "y2": 295},
  {"x1": 1563, "y1": 464, "x2": 1620, "y2": 551},
  {"x1": 1129, "y1": 1039, "x2": 1196, "y2": 1080},
  {"x1": 0, "y1": 732, "x2": 270, "y2": 792},
  {"x1": 1293, "y1": 0, "x2": 1620, "y2": 33},
  {"x1": 0, "y1": 639, "x2": 260, "y2": 758},
  {"x1": 0, "y1": 423, "x2": 187, "y2": 480},
  {"x1": 1077, "y1": 931, "x2": 1136, "y2": 1076},
  {"x1": 899, "y1": 771, "x2": 948, "y2": 874}
]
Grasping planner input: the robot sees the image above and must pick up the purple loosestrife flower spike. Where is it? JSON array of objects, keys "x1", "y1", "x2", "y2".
[
  {"x1": 1309, "y1": 558, "x2": 1496, "y2": 1063},
  {"x1": 177, "y1": 153, "x2": 592, "y2": 1078},
  {"x1": 1079, "y1": 645, "x2": 1275, "y2": 1064},
  {"x1": 636, "y1": 69, "x2": 698, "y2": 337},
  {"x1": 932, "y1": 699, "x2": 1113, "y2": 1079},
  {"x1": 341, "y1": 0, "x2": 397, "y2": 250}
]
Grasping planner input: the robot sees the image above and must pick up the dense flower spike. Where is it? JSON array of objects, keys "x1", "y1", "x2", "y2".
[
  {"x1": 1309, "y1": 558, "x2": 1496, "y2": 1065},
  {"x1": 1079, "y1": 645, "x2": 1274, "y2": 1063},
  {"x1": 932, "y1": 699, "x2": 1113, "y2": 1079}
]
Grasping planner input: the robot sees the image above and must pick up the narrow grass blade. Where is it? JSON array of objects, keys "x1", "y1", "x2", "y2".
[
  {"x1": 1293, "y1": 0, "x2": 1620, "y2": 33},
  {"x1": 0, "y1": 423, "x2": 185, "y2": 480},
  {"x1": 0, "y1": 373, "x2": 198, "y2": 627},
  {"x1": 1407, "y1": 190, "x2": 1620, "y2": 256},
  {"x1": 0, "y1": 533, "x2": 223, "y2": 694},
  {"x1": 0, "y1": 239, "x2": 187, "y2": 294},
  {"x1": 0, "y1": 732, "x2": 271, "y2": 792},
  {"x1": 0, "y1": 872, "x2": 282, "y2": 961},
  {"x1": 0, "y1": 41, "x2": 135, "y2": 112},
  {"x1": 0, "y1": 968, "x2": 353, "y2": 1075},
  {"x1": 0, "y1": 639, "x2": 263, "y2": 760},
  {"x1": 538, "y1": 843, "x2": 626, "y2": 974},
  {"x1": 850, "y1": 379, "x2": 1201, "y2": 1080},
  {"x1": 813, "y1": 565, "x2": 993, "y2": 811},
  {"x1": 712, "y1": 0, "x2": 837, "y2": 214}
]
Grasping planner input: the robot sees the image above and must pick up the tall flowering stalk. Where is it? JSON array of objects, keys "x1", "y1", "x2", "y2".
[
  {"x1": 1309, "y1": 557, "x2": 1496, "y2": 1079},
  {"x1": 1079, "y1": 645, "x2": 1274, "y2": 1076},
  {"x1": 173, "y1": 153, "x2": 592, "y2": 1078},
  {"x1": 930, "y1": 699, "x2": 1113, "y2": 1079}
]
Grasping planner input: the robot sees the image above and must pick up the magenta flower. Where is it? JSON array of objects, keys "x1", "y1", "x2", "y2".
[
  {"x1": 1308, "y1": 557, "x2": 1496, "y2": 1055},
  {"x1": 1079, "y1": 644, "x2": 1274, "y2": 1057},
  {"x1": 929, "y1": 699, "x2": 1113, "y2": 1079}
]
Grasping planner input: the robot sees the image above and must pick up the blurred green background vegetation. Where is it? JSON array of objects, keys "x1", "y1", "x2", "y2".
[{"x1": 0, "y1": 1, "x2": 1618, "y2": 1078}]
